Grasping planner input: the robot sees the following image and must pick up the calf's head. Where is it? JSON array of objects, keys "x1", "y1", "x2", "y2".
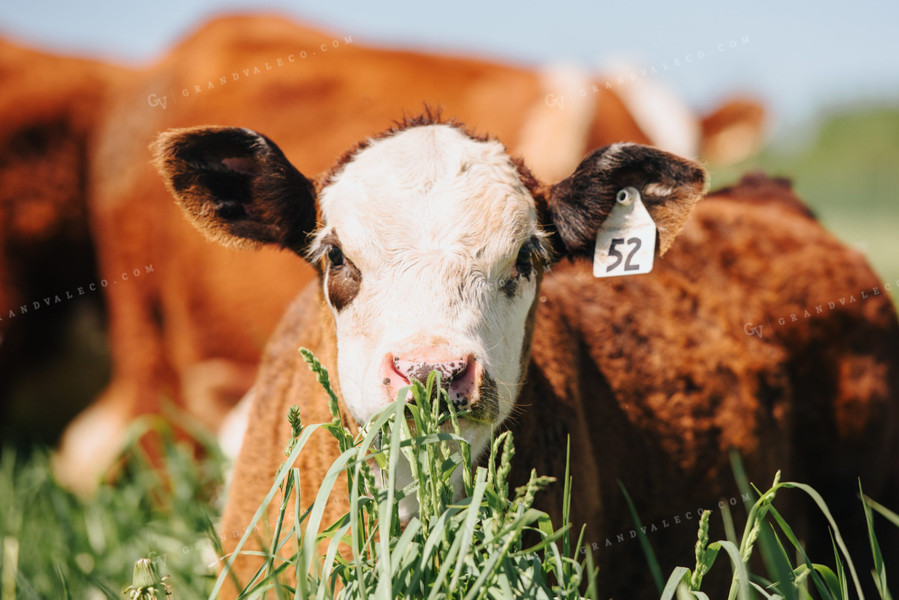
[{"x1": 152, "y1": 117, "x2": 706, "y2": 459}]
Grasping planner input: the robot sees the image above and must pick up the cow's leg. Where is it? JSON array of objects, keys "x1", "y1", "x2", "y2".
[{"x1": 54, "y1": 378, "x2": 137, "y2": 492}]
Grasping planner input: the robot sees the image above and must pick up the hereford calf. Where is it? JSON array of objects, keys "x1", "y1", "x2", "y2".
[{"x1": 153, "y1": 115, "x2": 898, "y2": 597}]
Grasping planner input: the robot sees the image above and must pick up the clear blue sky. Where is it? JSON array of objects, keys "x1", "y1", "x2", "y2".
[{"x1": 2, "y1": 0, "x2": 898, "y2": 130}]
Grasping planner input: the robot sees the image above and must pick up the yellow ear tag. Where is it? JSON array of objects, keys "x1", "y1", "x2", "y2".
[{"x1": 593, "y1": 187, "x2": 657, "y2": 278}]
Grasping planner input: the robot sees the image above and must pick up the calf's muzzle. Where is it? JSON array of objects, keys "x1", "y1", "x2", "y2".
[{"x1": 379, "y1": 340, "x2": 479, "y2": 410}]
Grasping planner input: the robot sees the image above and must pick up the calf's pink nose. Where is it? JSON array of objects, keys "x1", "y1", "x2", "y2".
[
  {"x1": 379, "y1": 347, "x2": 477, "y2": 408},
  {"x1": 392, "y1": 354, "x2": 470, "y2": 386}
]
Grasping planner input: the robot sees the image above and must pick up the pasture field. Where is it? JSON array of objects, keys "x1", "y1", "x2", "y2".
[
  {"x1": 1, "y1": 106, "x2": 898, "y2": 599},
  {"x1": 3, "y1": 353, "x2": 898, "y2": 599}
]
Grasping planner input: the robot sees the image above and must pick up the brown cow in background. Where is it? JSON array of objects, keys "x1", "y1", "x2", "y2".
[
  {"x1": 0, "y1": 40, "x2": 128, "y2": 438},
  {"x1": 0, "y1": 14, "x2": 766, "y2": 489}
]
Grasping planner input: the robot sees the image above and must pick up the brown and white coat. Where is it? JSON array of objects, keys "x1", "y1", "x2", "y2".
[{"x1": 153, "y1": 113, "x2": 899, "y2": 597}]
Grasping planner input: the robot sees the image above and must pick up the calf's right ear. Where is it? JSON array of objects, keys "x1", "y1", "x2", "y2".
[{"x1": 151, "y1": 126, "x2": 317, "y2": 255}]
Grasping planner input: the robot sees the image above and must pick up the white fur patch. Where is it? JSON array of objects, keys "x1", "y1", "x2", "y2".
[
  {"x1": 643, "y1": 182, "x2": 674, "y2": 197},
  {"x1": 219, "y1": 387, "x2": 253, "y2": 462},
  {"x1": 53, "y1": 397, "x2": 130, "y2": 493},
  {"x1": 218, "y1": 388, "x2": 254, "y2": 496}
]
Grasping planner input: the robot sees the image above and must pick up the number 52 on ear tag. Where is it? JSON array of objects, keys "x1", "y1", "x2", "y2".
[{"x1": 593, "y1": 187, "x2": 657, "y2": 278}]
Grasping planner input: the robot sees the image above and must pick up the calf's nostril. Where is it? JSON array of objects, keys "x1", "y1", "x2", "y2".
[
  {"x1": 391, "y1": 355, "x2": 411, "y2": 384},
  {"x1": 391, "y1": 354, "x2": 473, "y2": 393}
]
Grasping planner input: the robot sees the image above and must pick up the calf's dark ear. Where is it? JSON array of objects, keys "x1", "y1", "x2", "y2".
[
  {"x1": 546, "y1": 143, "x2": 707, "y2": 259},
  {"x1": 151, "y1": 126, "x2": 317, "y2": 255}
]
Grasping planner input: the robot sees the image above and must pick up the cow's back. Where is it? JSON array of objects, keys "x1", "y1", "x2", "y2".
[{"x1": 509, "y1": 174, "x2": 898, "y2": 595}]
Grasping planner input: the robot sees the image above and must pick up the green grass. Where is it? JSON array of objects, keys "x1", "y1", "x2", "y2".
[
  {"x1": 213, "y1": 348, "x2": 594, "y2": 598},
  {"x1": 3, "y1": 349, "x2": 897, "y2": 599},
  {"x1": 0, "y1": 351, "x2": 595, "y2": 599},
  {"x1": 643, "y1": 453, "x2": 899, "y2": 600},
  {"x1": 0, "y1": 417, "x2": 227, "y2": 599}
]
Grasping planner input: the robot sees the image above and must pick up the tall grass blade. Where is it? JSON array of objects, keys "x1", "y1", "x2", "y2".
[
  {"x1": 661, "y1": 566, "x2": 692, "y2": 600},
  {"x1": 618, "y1": 480, "x2": 664, "y2": 594},
  {"x1": 717, "y1": 539, "x2": 751, "y2": 600},
  {"x1": 859, "y1": 482, "x2": 891, "y2": 600},
  {"x1": 777, "y1": 482, "x2": 865, "y2": 599},
  {"x1": 209, "y1": 422, "x2": 323, "y2": 599},
  {"x1": 863, "y1": 497, "x2": 899, "y2": 529}
]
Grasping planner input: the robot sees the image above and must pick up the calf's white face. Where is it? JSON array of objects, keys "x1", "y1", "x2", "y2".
[
  {"x1": 152, "y1": 115, "x2": 706, "y2": 465},
  {"x1": 310, "y1": 125, "x2": 547, "y2": 456}
]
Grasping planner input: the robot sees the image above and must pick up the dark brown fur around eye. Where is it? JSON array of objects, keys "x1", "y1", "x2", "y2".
[
  {"x1": 321, "y1": 232, "x2": 361, "y2": 310},
  {"x1": 326, "y1": 262, "x2": 361, "y2": 311}
]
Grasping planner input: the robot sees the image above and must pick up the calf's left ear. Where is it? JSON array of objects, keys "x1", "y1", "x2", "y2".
[
  {"x1": 546, "y1": 143, "x2": 707, "y2": 259},
  {"x1": 151, "y1": 126, "x2": 317, "y2": 255}
]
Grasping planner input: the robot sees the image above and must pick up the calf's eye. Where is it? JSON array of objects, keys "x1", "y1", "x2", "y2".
[
  {"x1": 327, "y1": 245, "x2": 344, "y2": 267},
  {"x1": 515, "y1": 244, "x2": 533, "y2": 279}
]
